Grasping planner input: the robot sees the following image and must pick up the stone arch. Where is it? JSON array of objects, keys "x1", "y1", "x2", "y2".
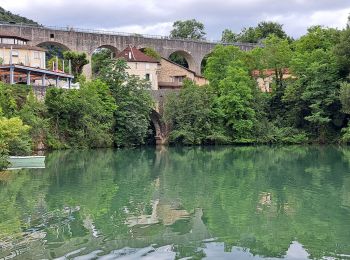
[
  {"x1": 90, "y1": 45, "x2": 120, "y2": 78},
  {"x1": 92, "y1": 45, "x2": 119, "y2": 58},
  {"x1": 200, "y1": 51, "x2": 214, "y2": 75},
  {"x1": 37, "y1": 41, "x2": 71, "y2": 70},
  {"x1": 168, "y1": 50, "x2": 196, "y2": 72},
  {"x1": 150, "y1": 109, "x2": 167, "y2": 145},
  {"x1": 37, "y1": 41, "x2": 71, "y2": 53}
]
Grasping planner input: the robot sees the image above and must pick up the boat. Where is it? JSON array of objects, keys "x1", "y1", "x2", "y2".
[{"x1": 7, "y1": 156, "x2": 46, "y2": 170}]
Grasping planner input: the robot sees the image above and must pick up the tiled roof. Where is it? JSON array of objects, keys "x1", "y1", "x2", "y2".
[{"x1": 116, "y1": 46, "x2": 159, "y2": 63}]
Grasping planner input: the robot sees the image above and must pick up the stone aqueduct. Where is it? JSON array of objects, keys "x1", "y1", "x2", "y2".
[
  {"x1": 0, "y1": 23, "x2": 258, "y2": 144},
  {"x1": 0, "y1": 23, "x2": 257, "y2": 77}
]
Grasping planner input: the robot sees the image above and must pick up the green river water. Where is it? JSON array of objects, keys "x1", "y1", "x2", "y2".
[{"x1": 0, "y1": 146, "x2": 350, "y2": 259}]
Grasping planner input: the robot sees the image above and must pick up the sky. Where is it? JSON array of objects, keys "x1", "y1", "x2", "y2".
[{"x1": 1, "y1": 0, "x2": 350, "y2": 40}]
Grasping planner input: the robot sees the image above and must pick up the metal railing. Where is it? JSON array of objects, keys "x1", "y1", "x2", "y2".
[{"x1": 0, "y1": 22, "x2": 261, "y2": 47}]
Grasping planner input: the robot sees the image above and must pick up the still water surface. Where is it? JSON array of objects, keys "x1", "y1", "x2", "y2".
[{"x1": 0, "y1": 146, "x2": 350, "y2": 259}]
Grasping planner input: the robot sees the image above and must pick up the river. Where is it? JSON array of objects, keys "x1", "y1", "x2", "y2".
[{"x1": 0, "y1": 146, "x2": 350, "y2": 259}]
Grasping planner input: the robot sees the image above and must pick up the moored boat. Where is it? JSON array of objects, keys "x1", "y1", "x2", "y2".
[{"x1": 7, "y1": 156, "x2": 46, "y2": 170}]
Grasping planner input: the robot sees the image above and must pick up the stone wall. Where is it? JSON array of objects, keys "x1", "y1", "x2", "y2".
[
  {"x1": 0, "y1": 24, "x2": 259, "y2": 76},
  {"x1": 158, "y1": 58, "x2": 208, "y2": 87}
]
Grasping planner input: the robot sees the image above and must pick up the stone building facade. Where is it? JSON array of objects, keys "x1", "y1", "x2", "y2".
[
  {"x1": 0, "y1": 34, "x2": 46, "y2": 68},
  {"x1": 116, "y1": 46, "x2": 160, "y2": 90},
  {"x1": 158, "y1": 58, "x2": 208, "y2": 89}
]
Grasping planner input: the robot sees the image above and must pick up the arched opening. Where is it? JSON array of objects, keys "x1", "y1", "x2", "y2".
[
  {"x1": 148, "y1": 110, "x2": 167, "y2": 145},
  {"x1": 168, "y1": 50, "x2": 195, "y2": 71},
  {"x1": 200, "y1": 52, "x2": 213, "y2": 75},
  {"x1": 37, "y1": 41, "x2": 70, "y2": 69},
  {"x1": 91, "y1": 45, "x2": 119, "y2": 78}
]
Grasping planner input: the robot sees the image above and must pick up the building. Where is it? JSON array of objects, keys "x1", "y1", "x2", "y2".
[
  {"x1": 252, "y1": 68, "x2": 292, "y2": 92},
  {"x1": 0, "y1": 33, "x2": 74, "y2": 87},
  {"x1": 116, "y1": 46, "x2": 160, "y2": 90},
  {"x1": 158, "y1": 58, "x2": 208, "y2": 89},
  {"x1": 0, "y1": 33, "x2": 46, "y2": 68},
  {"x1": 117, "y1": 46, "x2": 209, "y2": 90}
]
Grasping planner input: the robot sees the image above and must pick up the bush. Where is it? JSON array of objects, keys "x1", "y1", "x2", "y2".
[
  {"x1": 45, "y1": 80, "x2": 117, "y2": 149},
  {"x1": 0, "y1": 117, "x2": 31, "y2": 155}
]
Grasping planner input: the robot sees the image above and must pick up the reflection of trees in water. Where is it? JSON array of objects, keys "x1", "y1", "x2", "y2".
[
  {"x1": 157, "y1": 146, "x2": 350, "y2": 259},
  {"x1": 1, "y1": 146, "x2": 350, "y2": 259}
]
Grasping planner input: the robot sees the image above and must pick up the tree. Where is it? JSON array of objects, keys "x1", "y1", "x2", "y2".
[
  {"x1": 261, "y1": 35, "x2": 292, "y2": 89},
  {"x1": 334, "y1": 27, "x2": 350, "y2": 77},
  {"x1": 235, "y1": 21, "x2": 289, "y2": 43},
  {"x1": 204, "y1": 45, "x2": 242, "y2": 90},
  {"x1": 170, "y1": 19, "x2": 206, "y2": 40},
  {"x1": 0, "y1": 117, "x2": 31, "y2": 155},
  {"x1": 221, "y1": 29, "x2": 238, "y2": 43},
  {"x1": 340, "y1": 82, "x2": 350, "y2": 115},
  {"x1": 339, "y1": 82, "x2": 350, "y2": 142},
  {"x1": 164, "y1": 80, "x2": 223, "y2": 145},
  {"x1": 98, "y1": 58, "x2": 154, "y2": 146},
  {"x1": 47, "y1": 56, "x2": 69, "y2": 72},
  {"x1": 63, "y1": 51, "x2": 89, "y2": 79},
  {"x1": 216, "y1": 62, "x2": 256, "y2": 141},
  {"x1": 20, "y1": 91, "x2": 49, "y2": 150},
  {"x1": 140, "y1": 48, "x2": 161, "y2": 61},
  {"x1": 257, "y1": 21, "x2": 288, "y2": 40},
  {"x1": 237, "y1": 27, "x2": 260, "y2": 43},
  {"x1": 92, "y1": 48, "x2": 113, "y2": 78},
  {"x1": 45, "y1": 80, "x2": 117, "y2": 148},
  {"x1": 169, "y1": 53, "x2": 188, "y2": 68}
]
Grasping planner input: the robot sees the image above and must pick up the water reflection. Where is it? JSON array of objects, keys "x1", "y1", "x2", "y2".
[{"x1": 0, "y1": 146, "x2": 350, "y2": 259}]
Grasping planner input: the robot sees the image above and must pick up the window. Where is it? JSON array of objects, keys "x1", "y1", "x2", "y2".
[
  {"x1": 34, "y1": 51, "x2": 40, "y2": 59},
  {"x1": 50, "y1": 33, "x2": 55, "y2": 39},
  {"x1": 11, "y1": 50, "x2": 19, "y2": 57},
  {"x1": 145, "y1": 63, "x2": 150, "y2": 69},
  {"x1": 2, "y1": 38, "x2": 15, "y2": 44},
  {"x1": 145, "y1": 73, "x2": 150, "y2": 81},
  {"x1": 174, "y1": 76, "x2": 185, "y2": 83}
]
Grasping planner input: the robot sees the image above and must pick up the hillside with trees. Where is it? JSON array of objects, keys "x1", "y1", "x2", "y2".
[{"x1": 0, "y1": 7, "x2": 39, "y2": 25}]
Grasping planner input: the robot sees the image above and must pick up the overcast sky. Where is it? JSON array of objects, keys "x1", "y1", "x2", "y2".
[{"x1": 1, "y1": 0, "x2": 350, "y2": 40}]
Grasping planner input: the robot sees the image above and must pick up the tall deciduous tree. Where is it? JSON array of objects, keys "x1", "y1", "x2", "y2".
[
  {"x1": 216, "y1": 62, "x2": 256, "y2": 141},
  {"x1": 63, "y1": 51, "x2": 89, "y2": 79},
  {"x1": 170, "y1": 19, "x2": 206, "y2": 40},
  {"x1": 262, "y1": 35, "x2": 292, "y2": 89},
  {"x1": 92, "y1": 48, "x2": 113, "y2": 77},
  {"x1": 204, "y1": 45, "x2": 242, "y2": 90},
  {"x1": 164, "y1": 80, "x2": 218, "y2": 144},
  {"x1": 221, "y1": 29, "x2": 238, "y2": 43},
  {"x1": 99, "y1": 58, "x2": 154, "y2": 146}
]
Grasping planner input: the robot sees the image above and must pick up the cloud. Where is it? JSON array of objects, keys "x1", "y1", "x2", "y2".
[{"x1": 1, "y1": 0, "x2": 350, "y2": 39}]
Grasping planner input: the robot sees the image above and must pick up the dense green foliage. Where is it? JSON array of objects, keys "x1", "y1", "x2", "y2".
[
  {"x1": 91, "y1": 48, "x2": 113, "y2": 77},
  {"x1": 2, "y1": 19, "x2": 350, "y2": 151},
  {"x1": 0, "y1": 58, "x2": 154, "y2": 159},
  {"x1": 140, "y1": 47, "x2": 161, "y2": 61},
  {"x1": 0, "y1": 7, "x2": 38, "y2": 25},
  {"x1": 98, "y1": 59, "x2": 154, "y2": 146},
  {"x1": 222, "y1": 21, "x2": 290, "y2": 43},
  {"x1": 45, "y1": 80, "x2": 117, "y2": 149},
  {"x1": 168, "y1": 53, "x2": 189, "y2": 68},
  {"x1": 170, "y1": 19, "x2": 206, "y2": 40},
  {"x1": 63, "y1": 51, "x2": 89, "y2": 80},
  {"x1": 164, "y1": 22, "x2": 350, "y2": 145}
]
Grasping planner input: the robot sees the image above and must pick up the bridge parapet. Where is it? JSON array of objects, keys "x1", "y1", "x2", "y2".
[{"x1": 0, "y1": 23, "x2": 261, "y2": 76}]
